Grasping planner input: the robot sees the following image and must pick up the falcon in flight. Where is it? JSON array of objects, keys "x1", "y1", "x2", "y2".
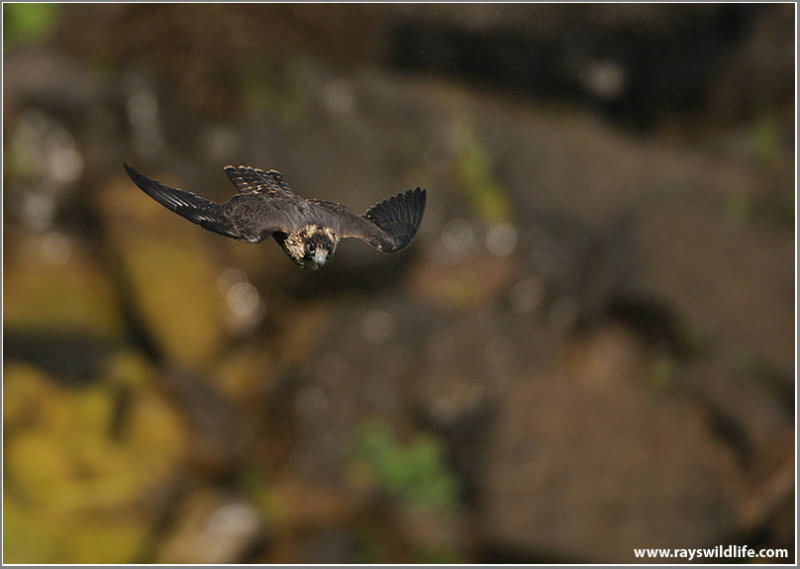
[{"x1": 123, "y1": 163, "x2": 426, "y2": 270}]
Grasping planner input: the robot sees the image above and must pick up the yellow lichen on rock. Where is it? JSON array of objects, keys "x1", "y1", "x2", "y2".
[{"x1": 3, "y1": 360, "x2": 185, "y2": 563}]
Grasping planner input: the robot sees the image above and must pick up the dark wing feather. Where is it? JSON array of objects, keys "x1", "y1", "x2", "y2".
[
  {"x1": 223, "y1": 165, "x2": 295, "y2": 198},
  {"x1": 123, "y1": 163, "x2": 240, "y2": 239},
  {"x1": 315, "y1": 188, "x2": 426, "y2": 253},
  {"x1": 364, "y1": 188, "x2": 426, "y2": 251}
]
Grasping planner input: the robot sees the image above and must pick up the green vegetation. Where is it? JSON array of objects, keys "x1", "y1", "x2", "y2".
[
  {"x1": 351, "y1": 420, "x2": 460, "y2": 512},
  {"x1": 4, "y1": 3, "x2": 61, "y2": 48},
  {"x1": 452, "y1": 124, "x2": 512, "y2": 224}
]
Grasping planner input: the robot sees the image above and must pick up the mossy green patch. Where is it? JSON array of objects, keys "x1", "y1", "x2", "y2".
[
  {"x1": 452, "y1": 124, "x2": 512, "y2": 225},
  {"x1": 351, "y1": 420, "x2": 459, "y2": 512},
  {"x1": 3, "y1": 3, "x2": 61, "y2": 48}
]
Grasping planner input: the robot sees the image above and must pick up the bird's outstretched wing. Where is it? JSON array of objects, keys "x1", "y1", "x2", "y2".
[
  {"x1": 123, "y1": 163, "x2": 241, "y2": 238},
  {"x1": 223, "y1": 165, "x2": 295, "y2": 198},
  {"x1": 312, "y1": 187, "x2": 427, "y2": 252},
  {"x1": 125, "y1": 163, "x2": 301, "y2": 244}
]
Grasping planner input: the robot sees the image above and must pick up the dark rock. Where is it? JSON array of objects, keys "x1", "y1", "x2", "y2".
[
  {"x1": 387, "y1": 4, "x2": 764, "y2": 131},
  {"x1": 481, "y1": 326, "x2": 744, "y2": 562}
]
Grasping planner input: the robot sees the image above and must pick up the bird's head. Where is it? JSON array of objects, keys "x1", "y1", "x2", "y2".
[{"x1": 282, "y1": 224, "x2": 337, "y2": 270}]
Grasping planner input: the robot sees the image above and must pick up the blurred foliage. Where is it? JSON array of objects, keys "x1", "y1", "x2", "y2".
[
  {"x1": 353, "y1": 521, "x2": 385, "y2": 564},
  {"x1": 240, "y1": 60, "x2": 274, "y2": 116},
  {"x1": 647, "y1": 355, "x2": 676, "y2": 392},
  {"x1": 750, "y1": 108, "x2": 781, "y2": 167},
  {"x1": 452, "y1": 123, "x2": 512, "y2": 225},
  {"x1": 240, "y1": 58, "x2": 312, "y2": 128},
  {"x1": 350, "y1": 420, "x2": 460, "y2": 512},
  {"x1": 3, "y1": 3, "x2": 61, "y2": 48},
  {"x1": 3, "y1": 358, "x2": 185, "y2": 563}
]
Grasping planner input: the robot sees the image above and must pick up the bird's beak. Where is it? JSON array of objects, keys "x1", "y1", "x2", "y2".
[{"x1": 314, "y1": 250, "x2": 328, "y2": 269}]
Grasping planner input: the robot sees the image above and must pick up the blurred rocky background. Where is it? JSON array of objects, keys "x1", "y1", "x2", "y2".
[{"x1": 3, "y1": 3, "x2": 795, "y2": 564}]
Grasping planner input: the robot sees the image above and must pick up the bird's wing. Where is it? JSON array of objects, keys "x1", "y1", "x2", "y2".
[
  {"x1": 311, "y1": 188, "x2": 426, "y2": 253},
  {"x1": 124, "y1": 163, "x2": 241, "y2": 239},
  {"x1": 222, "y1": 194, "x2": 304, "y2": 243},
  {"x1": 223, "y1": 165, "x2": 295, "y2": 198}
]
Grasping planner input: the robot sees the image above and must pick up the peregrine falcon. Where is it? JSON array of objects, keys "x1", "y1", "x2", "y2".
[{"x1": 123, "y1": 163, "x2": 426, "y2": 270}]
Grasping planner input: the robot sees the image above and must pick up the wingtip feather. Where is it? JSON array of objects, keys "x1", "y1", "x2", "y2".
[{"x1": 363, "y1": 186, "x2": 427, "y2": 251}]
